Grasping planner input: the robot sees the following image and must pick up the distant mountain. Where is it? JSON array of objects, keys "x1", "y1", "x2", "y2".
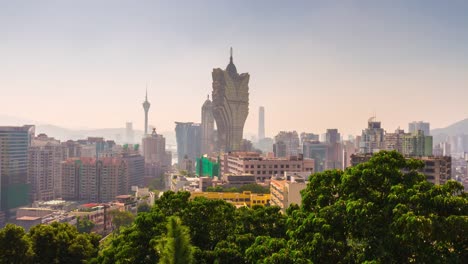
[
  {"x1": 0, "y1": 115, "x2": 175, "y2": 145},
  {"x1": 35, "y1": 125, "x2": 176, "y2": 146},
  {"x1": 431, "y1": 118, "x2": 468, "y2": 144}
]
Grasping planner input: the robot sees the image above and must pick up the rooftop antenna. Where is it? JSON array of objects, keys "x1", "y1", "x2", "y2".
[
  {"x1": 230, "y1": 47, "x2": 233, "y2": 63},
  {"x1": 145, "y1": 83, "x2": 148, "y2": 101}
]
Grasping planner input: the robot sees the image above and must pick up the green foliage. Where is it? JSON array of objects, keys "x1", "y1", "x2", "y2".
[
  {"x1": 76, "y1": 216, "x2": 95, "y2": 233},
  {"x1": 5, "y1": 151, "x2": 465, "y2": 263},
  {"x1": 206, "y1": 183, "x2": 270, "y2": 194},
  {"x1": 238, "y1": 183, "x2": 270, "y2": 194},
  {"x1": 156, "y1": 216, "x2": 194, "y2": 264},
  {"x1": 148, "y1": 176, "x2": 165, "y2": 191},
  {"x1": 181, "y1": 197, "x2": 236, "y2": 251},
  {"x1": 109, "y1": 210, "x2": 135, "y2": 231},
  {"x1": 290, "y1": 151, "x2": 468, "y2": 263},
  {"x1": 137, "y1": 202, "x2": 151, "y2": 213},
  {"x1": 0, "y1": 224, "x2": 32, "y2": 264},
  {"x1": 28, "y1": 222, "x2": 100, "y2": 264},
  {"x1": 98, "y1": 208, "x2": 167, "y2": 264}
]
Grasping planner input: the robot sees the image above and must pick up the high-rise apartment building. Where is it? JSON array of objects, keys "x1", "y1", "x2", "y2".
[
  {"x1": 121, "y1": 153, "x2": 145, "y2": 192},
  {"x1": 408, "y1": 121, "x2": 430, "y2": 136},
  {"x1": 142, "y1": 89, "x2": 151, "y2": 136},
  {"x1": 383, "y1": 128, "x2": 406, "y2": 153},
  {"x1": 61, "y1": 157, "x2": 128, "y2": 203},
  {"x1": 402, "y1": 131, "x2": 433, "y2": 157},
  {"x1": 300, "y1": 133, "x2": 320, "y2": 144},
  {"x1": 325, "y1": 129, "x2": 341, "y2": 144},
  {"x1": 274, "y1": 131, "x2": 300, "y2": 158},
  {"x1": 0, "y1": 125, "x2": 35, "y2": 214},
  {"x1": 303, "y1": 141, "x2": 327, "y2": 172},
  {"x1": 142, "y1": 129, "x2": 167, "y2": 165},
  {"x1": 28, "y1": 134, "x2": 65, "y2": 201},
  {"x1": 360, "y1": 117, "x2": 385, "y2": 154},
  {"x1": 258, "y1": 106, "x2": 265, "y2": 141},
  {"x1": 125, "y1": 122, "x2": 134, "y2": 144},
  {"x1": 175, "y1": 122, "x2": 201, "y2": 165},
  {"x1": 325, "y1": 129, "x2": 342, "y2": 169},
  {"x1": 212, "y1": 48, "x2": 249, "y2": 152},
  {"x1": 201, "y1": 95, "x2": 215, "y2": 155}
]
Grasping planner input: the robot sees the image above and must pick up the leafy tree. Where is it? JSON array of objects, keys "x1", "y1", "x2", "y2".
[
  {"x1": 206, "y1": 186, "x2": 225, "y2": 192},
  {"x1": 235, "y1": 205, "x2": 286, "y2": 238},
  {"x1": 181, "y1": 197, "x2": 236, "y2": 251},
  {"x1": 109, "y1": 210, "x2": 135, "y2": 231},
  {"x1": 0, "y1": 224, "x2": 32, "y2": 264},
  {"x1": 239, "y1": 183, "x2": 270, "y2": 194},
  {"x1": 137, "y1": 202, "x2": 151, "y2": 213},
  {"x1": 155, "y1": 191, "x2": 190, "y2": 217},
  {"x1": 157, "y1": 216, "x2": 194, "y2": 264},
  {"x1": 289, "y1": 151, "x2": 468, "y2": 263},
  {"x1": 98, "y1": 208, "x2": 167, "y2": 264},
  {"x1": 76, "y1": 216, "x2": 95, "y2": 233},
  {"x1": 212, "y1": 240, "x2": 243, "y2": 264},
  {"x1": 28, "y1": 222, "x2": 100, "y2": 264}
]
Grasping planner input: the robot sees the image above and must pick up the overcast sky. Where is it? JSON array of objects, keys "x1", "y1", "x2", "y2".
[{"x1": 1, "y1": 0, "x2": 468, "y2": 137}]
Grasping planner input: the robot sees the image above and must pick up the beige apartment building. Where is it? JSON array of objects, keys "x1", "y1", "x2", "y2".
[
  {"x1": 28, "y1": 134, "x2": 65, "y2": 201},
  {"x1": 62, "y1": 157, "x2": 128, "y2": 203},
  {"x1": 220, "y1": 152, "x2": 314, "y2": 182},
  {"x1": 270, "y1": 173, "x2": 307, "y2": 213}
]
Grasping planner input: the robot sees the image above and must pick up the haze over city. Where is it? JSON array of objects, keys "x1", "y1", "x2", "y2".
[{"x1": 2, "y1": 0, "x2": 468, "y2": 137}]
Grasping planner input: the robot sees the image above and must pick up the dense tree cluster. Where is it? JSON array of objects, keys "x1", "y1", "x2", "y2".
[
  {"x1": 206, "y1": 183, "x2": 270, "y2": 194},
  {"x1": 0, "y1": 222, "x2": 100, "y2": 264},
  {"x1": 1, "y1": 151, "x2": 467, "y2": 263}
]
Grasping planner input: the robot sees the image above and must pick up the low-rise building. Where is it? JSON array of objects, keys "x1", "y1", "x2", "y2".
[
  {"x1": 270, "y1": 174, "x2": 307, "y2": 213},
  {"x1": 222, "y1": 174, "x2": 256, "y2": 188},
  {"x1": 220, "y1": 152, "x2": 314, "y2": 182}
]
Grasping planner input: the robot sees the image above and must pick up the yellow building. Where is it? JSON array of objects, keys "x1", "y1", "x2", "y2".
[{"x1": 190, "y1": 191, "x2": 270, "y2": 207}]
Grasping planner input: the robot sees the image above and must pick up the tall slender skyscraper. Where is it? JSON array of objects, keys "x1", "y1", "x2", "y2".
[
  {"x1": 258, "y1": 106, "x2": 265, "y2": 141},
  {"x1": 142, "y1": 89, "x2": 151, "y2": 136},
  {"x1": 201, "y1": 95, "x2": 214, "y2": 155},
  {"x1": 212, "y1": 48, "x2": 250, "y2": 152}
]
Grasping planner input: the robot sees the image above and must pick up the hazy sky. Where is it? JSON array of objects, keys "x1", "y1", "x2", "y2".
[{"x1": 1, "y1": 0, "x2": 468, "y2": 138}]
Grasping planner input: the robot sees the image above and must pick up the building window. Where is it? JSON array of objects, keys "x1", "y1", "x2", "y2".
[
  {"x1": 269, "y1": 171, "x2": 272, "y2": 174},
  {"x1": 281, "y1": 165, "x2": 284, "y2": 168},
  {"x1": 274, "y1": 165, "x2": 278, "y2": 168},
  {"x1": 257, "y1": 165, "x2": 261, "y2": 168},
  {"x1": 262, "y1": 171, "x2": 266, "y2": 174},
  {"x1": 286, "y1": 165, "x2": 289, "y2": 168},
  {"x1": 257, "y1": 171, "x2": 261, "y2": 174}
]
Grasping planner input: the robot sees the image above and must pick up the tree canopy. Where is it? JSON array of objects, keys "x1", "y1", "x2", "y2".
[{"x1": 1, "y1": 151, "x2": 466, "y2": 263}]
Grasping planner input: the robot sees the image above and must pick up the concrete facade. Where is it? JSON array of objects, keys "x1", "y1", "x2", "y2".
[
  {"x1": 270, "y1": 175, "x2": 307, "y2": 213},
  {"x1": 201, "y1": 95, "x2": 215, "y2": 155},
  {"x1": 220, "y1": 152, "x2": 314, "y2": 182},
  {"x1": 28, "y1": 134, "x2": 65, "y2": 201}
]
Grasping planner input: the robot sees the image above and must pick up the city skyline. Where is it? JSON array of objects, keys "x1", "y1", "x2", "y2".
[{"x1": 2, "y1": 1, "x2": 468, "y2": 137}]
